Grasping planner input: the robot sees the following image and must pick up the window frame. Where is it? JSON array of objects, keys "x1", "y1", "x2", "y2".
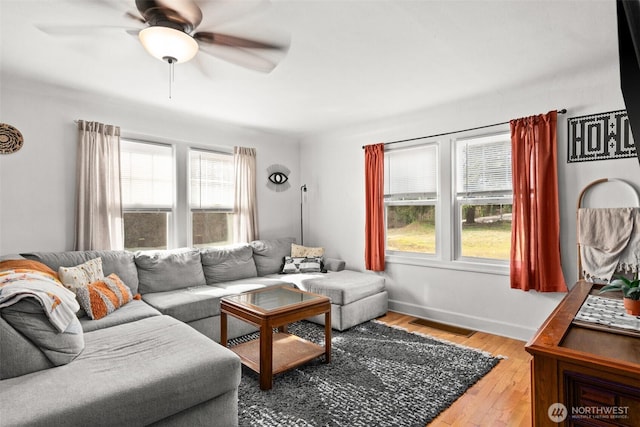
[
  {"x1": 383, "y1": 142, "x2": 440, "y2": 257},
  {"x1": 384, "y1": 126, "x2": 511, "y2": 276},
  {"x1": 188, "y1": 148, "x2": 235, "y2": 248},
  {"x1": 120, "y1": 138, "x2": 176, "y2": 251},
  {"x1": 453, "y1": 131, "x2": 512, "y2": 264}
]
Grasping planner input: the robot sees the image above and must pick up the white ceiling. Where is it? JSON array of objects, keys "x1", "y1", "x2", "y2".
[{"x1": 0, "y1": 0, "x2": 619, "y2": 136}]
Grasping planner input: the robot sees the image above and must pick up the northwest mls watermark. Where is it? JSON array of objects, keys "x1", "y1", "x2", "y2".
[{"x1": 548, "y1": 403, "x2": 630, "y2": 423}]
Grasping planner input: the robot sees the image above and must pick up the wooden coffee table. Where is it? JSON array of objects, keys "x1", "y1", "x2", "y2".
[{"x1": 220, "y1": 285, "x2": 331, "y2": 390}]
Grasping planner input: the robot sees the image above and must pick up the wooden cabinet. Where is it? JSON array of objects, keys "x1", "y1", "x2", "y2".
[{"x1": 525, "y1": 281, "x2": 640, "y2": 426}]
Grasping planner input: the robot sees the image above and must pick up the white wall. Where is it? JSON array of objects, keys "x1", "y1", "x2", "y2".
[
  {"x1": 0, "y1": 73, "x2": 302, "y2": 254},
  {"x1": 3, "y1": 51, "x2": 639, "y2": 343},
  {"x1": 299, "y1": 61, "x2": 640, "y2": 341}
]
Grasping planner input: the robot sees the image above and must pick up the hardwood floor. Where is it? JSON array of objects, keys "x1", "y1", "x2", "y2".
[{"x1": 376, "y1": 312, "x2": 532, "y2": 427}]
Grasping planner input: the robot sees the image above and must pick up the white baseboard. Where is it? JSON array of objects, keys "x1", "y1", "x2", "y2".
[{"x1": 388, "y1": 299, "x2": 537, "y2": 342}]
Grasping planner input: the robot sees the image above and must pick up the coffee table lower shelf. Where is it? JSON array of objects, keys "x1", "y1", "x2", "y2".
[{"x1": 230, "y1": 332, "x2": 327, "y2": 376}]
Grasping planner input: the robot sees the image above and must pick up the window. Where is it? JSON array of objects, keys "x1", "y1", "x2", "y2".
[
  {"x1": 382, "y1": 127, "x2": 512, "y2": 271},
  {"x1": 189, "y1": 149, "x2": 234, "y2": 247},
  {"x1": 384, "y1": 144, "x2": 438, "y2": 254},
  {"x1": 455, "y1": 132, "x2": 512, "y2": 260},
  {"x1": 120, "y1": 140, "x2": 174, "y2": 251}
]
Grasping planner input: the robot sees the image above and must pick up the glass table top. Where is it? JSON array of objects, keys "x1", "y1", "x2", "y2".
[{"x1": 224, "y1": 286, "x2": 323, "y2": 311}]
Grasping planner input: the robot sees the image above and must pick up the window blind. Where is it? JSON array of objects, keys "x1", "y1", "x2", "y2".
[
  {"x1": 121, "y1": 140, "x2": 174, "y2": 209},
  {"x1": 384, "y1": 144, "x2": 438, "y2": 200},
  {"x1": 456, "y1": 133, "x2": 512, "y2": 197},
  {"x1": 189, "y1": 149, "x2": 234, "y2": 210}
]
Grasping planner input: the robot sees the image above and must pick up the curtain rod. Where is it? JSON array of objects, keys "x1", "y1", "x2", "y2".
[{"x1": 361, "y1": 108, "x2": 567, "y2": 149}]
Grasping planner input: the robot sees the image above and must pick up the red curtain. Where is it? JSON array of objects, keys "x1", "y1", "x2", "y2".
[
  {"x1": 510, "y1": 111, "x2": 567, "y2": 292},
  {"x1": 364, "y1": 143, "x2": 385, "y2": 271}
]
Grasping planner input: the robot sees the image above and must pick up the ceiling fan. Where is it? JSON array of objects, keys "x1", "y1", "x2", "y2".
[
  {"x1": 130, "y1": 0, "x2": 288, "y2": 72},
  {"x1": 40, "y1": 0, "x2": 289, "y2": 73}
]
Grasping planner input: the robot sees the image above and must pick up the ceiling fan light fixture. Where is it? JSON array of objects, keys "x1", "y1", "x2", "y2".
[{"x1": 139, "y1": 26, "x2": 199, "y2": 64}]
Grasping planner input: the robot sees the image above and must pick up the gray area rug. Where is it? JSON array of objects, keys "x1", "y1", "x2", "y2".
[{"x1": 233, "y1": 320, "x2": 501, "y2": 426}]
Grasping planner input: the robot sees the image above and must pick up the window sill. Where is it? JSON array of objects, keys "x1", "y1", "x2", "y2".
[{"x1": 385, "y1": 253, "x2": 510, "y2": 276}]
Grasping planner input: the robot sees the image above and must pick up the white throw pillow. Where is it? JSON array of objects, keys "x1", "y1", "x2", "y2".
[
  {"x1": 291, "y1": 243, "x2": 325, "y2": 258},
  {"x1": 58, "y1": 257, "x2": 104, "y2": 293}
]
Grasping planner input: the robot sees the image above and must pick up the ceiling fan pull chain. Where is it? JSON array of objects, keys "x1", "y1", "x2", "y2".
[{"x1": 164, "y1": 56, "x2": 176, "y2": 100}]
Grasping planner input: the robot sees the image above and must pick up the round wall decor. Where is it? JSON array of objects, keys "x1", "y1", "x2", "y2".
[
  {"x1": 0, "y1": 123, "x2": 24, "y2": 154},
  {"x1": 266, "y1": 164, "x2": 291, "y2": 192}
]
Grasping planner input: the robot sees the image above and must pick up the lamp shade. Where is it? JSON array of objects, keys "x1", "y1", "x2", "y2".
[{"x1": 139, "y1": 26, "x2": 199, "y2": 63}]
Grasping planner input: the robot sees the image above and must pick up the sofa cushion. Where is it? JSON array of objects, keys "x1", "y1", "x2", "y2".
[
  {"x1": 76, "y1": 273, "x2": 135, "y2": 320},
  {"x1": 0, "y1": 298, "x2": 84, "y2": 370},
  {"x1": 200, "y1": 244, "x2": 258, "y2": 284},
  {"x1": 142, "y1": 286, "x2": 238, "y2": 321},
  {"x1": 0, "y1": 316, "x2": 53, "y2": 379},
  {"x1": 323, "y1": 257, "x2": 346, "y2": 272},
  {"x1": 135, "y1": 248, "x2": 206, "y2": 294},
  {"x1": 266, "y1": 270, "x2": 386, "y2": 305},
  {"x1": 211, "y1": 277, "x2": 295, "y2": 292},
  {"x1": 250, "y1": 237, "x2": 295, "y2": 276},
  {"x1": 22, "y1": 251, "x2": 140, "y2": 295},
  {"x1": 0, "y1": 315, "x2": 241, "y2": 427},
  {"x1": 80, "y1": 299, "x2": 161, "y2": 332}
]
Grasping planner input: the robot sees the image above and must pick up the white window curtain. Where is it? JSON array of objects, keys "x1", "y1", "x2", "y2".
[
  {"x1": 233, "y1": 147, "x2": 258, "y2": 243},
  {"x1": 75, "y1": 120, "x2": 124, "y2": 250}
]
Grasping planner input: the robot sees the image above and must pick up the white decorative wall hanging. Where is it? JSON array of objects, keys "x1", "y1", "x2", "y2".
[
  {"x1": 567, "y1": 110, "x2": 637, "y2": 162},
  {"x1": 266, "y1": 164, "x2": 291, "y2": 192}
]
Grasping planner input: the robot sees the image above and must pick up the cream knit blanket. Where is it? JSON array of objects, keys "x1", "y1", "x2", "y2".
[
  {"x1": 578, "y1": 207, "x2": 640, "y2": 282},
  {"x1": 0, "y1": 269, "x2": 80, "y2": 333}
]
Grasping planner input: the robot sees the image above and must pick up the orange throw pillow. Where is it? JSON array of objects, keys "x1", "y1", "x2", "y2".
[{"x1": 75, "y1": 273, "x2": 134, "y2": 320}]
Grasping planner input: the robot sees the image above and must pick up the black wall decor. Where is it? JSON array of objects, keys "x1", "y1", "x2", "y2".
[
  {"x1": 266, "y1": 164, "x2": 291, "y2": 192},
  {"x1": 567, "y1": 110, "x2": 637, "y2": 163}
]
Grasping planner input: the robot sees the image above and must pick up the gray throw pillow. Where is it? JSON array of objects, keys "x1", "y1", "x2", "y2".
[
  {"x1": 250, "y1": 238, "x2": 296, "y2": 276},
  {"x1": 135, "y1": 248, "x2": 206, "y2": 294},
  {"x1": 200, "y1": 244, "x2": 258, "y2": 284},
  {"x1": 0, "y1": 298, "x2": 85, "y2": 369}
]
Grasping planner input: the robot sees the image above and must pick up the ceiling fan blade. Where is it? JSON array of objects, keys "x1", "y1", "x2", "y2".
[
  {"x1": 198, "y1": 0, "x2": 271, "y2": 29},
  {"x1": 159, "y1": 0, "x2": 202, "y2": 27},
  {"x1": 192, "y1": 54, "x2": 214, "y2": 79},
  {"x1": 125, "y1": 11, "x2": 147, "y2": 24},
  {"x1": 125, "y1": 29, "x2": 142, "y2": 37},
  {"x1": 37, "y1": 24, "x2": 141, "y2": 36},
  {"x1": 193, "y1": 31, "x2": 287, "y2": 51},
  {"x1": 135, "y1": 0, "x2": 202, "y2": 30},
  {"x1": 198, "y1": 44, "x2": 279, "y2": 73}
]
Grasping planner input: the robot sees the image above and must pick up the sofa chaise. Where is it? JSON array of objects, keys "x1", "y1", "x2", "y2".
[{"x1": 0, "y1": 238, "x2": 387, "y2": 426}]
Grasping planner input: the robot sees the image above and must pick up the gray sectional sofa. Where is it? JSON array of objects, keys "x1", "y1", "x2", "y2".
[{"x1": 0, "y1": 238, "x2": 387, "y2": 426}]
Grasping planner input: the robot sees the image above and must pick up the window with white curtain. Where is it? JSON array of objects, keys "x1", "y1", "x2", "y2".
[
  {"x1": 455, "y1": 132, "x2": 512, "y2": 260},
  {"x1": 120, "y1": 139, "x2": 174, "y2": 250},
  {"x1": 384, "y1": 143, "x2": 438, "y2": 254},
  {"x1": 189, "y1": 149, "x2": 234, "y2": 247}
]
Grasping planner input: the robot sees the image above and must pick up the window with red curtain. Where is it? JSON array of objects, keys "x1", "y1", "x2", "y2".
[
  {"x1": 364, "y1": 143, "x2": 385, "y2": 271},
  {"x1": 510, "y1": 110, "x2": 567, "y2": 292}
]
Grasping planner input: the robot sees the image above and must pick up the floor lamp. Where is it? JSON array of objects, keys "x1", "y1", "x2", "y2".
[{"x1": 300, "y1": 184, "x2": 307, "y2": 245}]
